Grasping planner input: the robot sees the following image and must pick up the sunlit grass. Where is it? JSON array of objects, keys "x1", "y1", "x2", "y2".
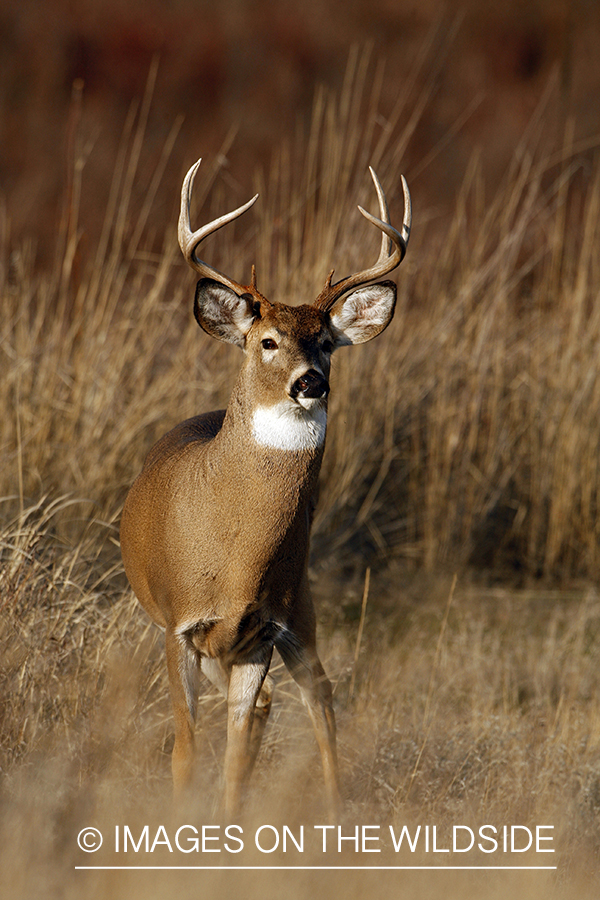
[{"x1": 1, "y1": 57, "x2": 600, "y2": 897}]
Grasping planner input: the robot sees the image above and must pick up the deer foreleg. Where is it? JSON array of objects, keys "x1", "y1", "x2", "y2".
[
  {"x1": 223, "y1": 650, "x2": 272, "y2": 818},
  {"x1": 202, "y1": 657, "x2": 273, "y2": 782},
  {"x1": 277, "y1": 636, "x2": 340, "y2": 822}
]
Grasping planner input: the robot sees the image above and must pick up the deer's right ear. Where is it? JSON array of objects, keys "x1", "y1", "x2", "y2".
[{"x1": 194, "y1": 279, "x2": 259, "y2": 348}]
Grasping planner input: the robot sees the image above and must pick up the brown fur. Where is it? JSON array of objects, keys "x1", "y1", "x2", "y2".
[{"x1": 120, "y1": 160, "x2": 408, "y2": 819}]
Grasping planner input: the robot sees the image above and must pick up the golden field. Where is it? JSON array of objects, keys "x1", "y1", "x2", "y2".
[{"x1": 1, "y1": 52, "x2": 600, "y2": 898}]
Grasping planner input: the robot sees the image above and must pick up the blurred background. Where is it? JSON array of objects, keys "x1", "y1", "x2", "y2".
[
  {"x1": 1, "y1": 0, "x2": 599, "y2": 260},
  {"x1": 3, "y1": 0, "x2": 600, "y2": 581},
  {"x1": 3, "y1": 7, "x2": 600, "y2": 895}
]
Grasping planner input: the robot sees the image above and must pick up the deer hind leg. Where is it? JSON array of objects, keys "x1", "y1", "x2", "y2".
[
  {"x1": 223, "y1": 647, "x2": 273, "y2": 818},
  {"x1": 276, "y1": 631, "x2": 341, "y2": 822},
  {"x1": 165, "y1": 628, "x2": 201, "y2": 798},
  {"x1": 249, "y1": 673, "x2": 273, "y2": 770}
]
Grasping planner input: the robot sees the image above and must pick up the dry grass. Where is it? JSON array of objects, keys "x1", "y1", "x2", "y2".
[{"x1": 2, "y1": 60, "x2": 600, "y2": 897}]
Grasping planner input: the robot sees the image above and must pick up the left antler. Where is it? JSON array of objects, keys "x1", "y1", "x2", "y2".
[{"x1": 314, "y1": 167, "x2": 411, "y2": 312}]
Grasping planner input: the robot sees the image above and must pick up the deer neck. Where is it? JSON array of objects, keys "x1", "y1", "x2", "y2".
[{"x1": 216, "y1": 371, "x2": 327, "y2": 484}]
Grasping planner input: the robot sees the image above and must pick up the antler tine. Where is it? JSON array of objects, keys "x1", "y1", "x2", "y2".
[
  {"x1": 315, "y1": 168, "x2": 411, "y2": 312},
  {"x1": 365, "y1": 167, "x2": 412, "y2": 264},
  {"x1": 178, "y1": 158, "x2": 259, "y2": 295},
  {"x1": 368, "y1": 165, "x2": 392, "y2": 265}
]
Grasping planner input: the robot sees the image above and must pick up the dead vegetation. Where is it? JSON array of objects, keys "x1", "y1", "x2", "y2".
[{"x1": 1, "y1": 58, "x2": 600, "y2": 898}]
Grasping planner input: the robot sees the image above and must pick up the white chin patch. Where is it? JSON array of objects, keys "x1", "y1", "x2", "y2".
[{"x1": 252, "y1": 401, "x2": 327, "y2": 451}]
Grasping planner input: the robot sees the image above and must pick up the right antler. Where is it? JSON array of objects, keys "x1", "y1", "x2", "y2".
[
  {"x1": 314, "y1": 167, "x2": 411, "y2": 312},
  {"x1": 178, "y1": 158, "x2": 259, "y2": 295}
]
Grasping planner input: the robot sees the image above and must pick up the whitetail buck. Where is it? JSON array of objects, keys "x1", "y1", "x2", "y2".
[{"x1": 120, "y1": 159, "x2": 411, "y2": 819}]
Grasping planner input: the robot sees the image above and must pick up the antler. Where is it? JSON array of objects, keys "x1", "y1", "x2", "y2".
[
  {"x1": 178, "y1": 158, "x2": 260, "y2": 296},
  {"x1": 314, "y1": 167, "x2": 411, "y2": 312}
]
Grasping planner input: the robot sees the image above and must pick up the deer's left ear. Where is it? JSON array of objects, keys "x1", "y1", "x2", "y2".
[{"x1": 329, "y1": 280, "x2": 397, "y2": 346}]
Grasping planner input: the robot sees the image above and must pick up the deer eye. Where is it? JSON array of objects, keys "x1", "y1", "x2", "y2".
[
  {"x1": 322, "y1": 339, "x2": 334, "y2": 354},
  {"x1": 261, "y1": 338, "x2": 278, "y2": 350}
]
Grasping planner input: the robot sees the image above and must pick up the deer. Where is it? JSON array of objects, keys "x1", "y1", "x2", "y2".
[{"x1": 120, "y1": 158, "x2": 411, "y2": 821}]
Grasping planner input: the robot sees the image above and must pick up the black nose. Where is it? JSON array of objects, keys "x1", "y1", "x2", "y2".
[{"x1": 290, "y1": 370, "x2": 330, "y2": 400}]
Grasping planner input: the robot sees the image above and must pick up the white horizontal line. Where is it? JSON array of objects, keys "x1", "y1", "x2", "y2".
[{"x1": 75, "y1": 865, "x2": 557, "y2": 871}]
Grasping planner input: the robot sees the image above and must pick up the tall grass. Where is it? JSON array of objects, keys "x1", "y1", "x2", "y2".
[
  {"x1": 1, "y1": 505, "x2": 600, "y2": 899},
  {"x1": 3, "y1": 57, "x2": 600, "y2": 577},
  {"x1": 2, "y1": 57, "x2": 600, "y2": 897}
]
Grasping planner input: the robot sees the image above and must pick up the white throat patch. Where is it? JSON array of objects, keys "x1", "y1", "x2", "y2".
[{"x1": 252, "y1": 401, "x2": 327, "y2": 451}]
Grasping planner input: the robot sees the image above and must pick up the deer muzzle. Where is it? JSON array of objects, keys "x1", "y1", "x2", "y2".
[{"x1": 290, "y1": 369, "x2": 330, "y2": 401}]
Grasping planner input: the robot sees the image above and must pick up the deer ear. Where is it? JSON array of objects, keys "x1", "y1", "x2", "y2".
[
  {"x1": 194, "y1": 279, "x2": 259, "y2": 347},
  {"x1": 329, "y1": 281, "x2": 397, "y2": 346}
]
